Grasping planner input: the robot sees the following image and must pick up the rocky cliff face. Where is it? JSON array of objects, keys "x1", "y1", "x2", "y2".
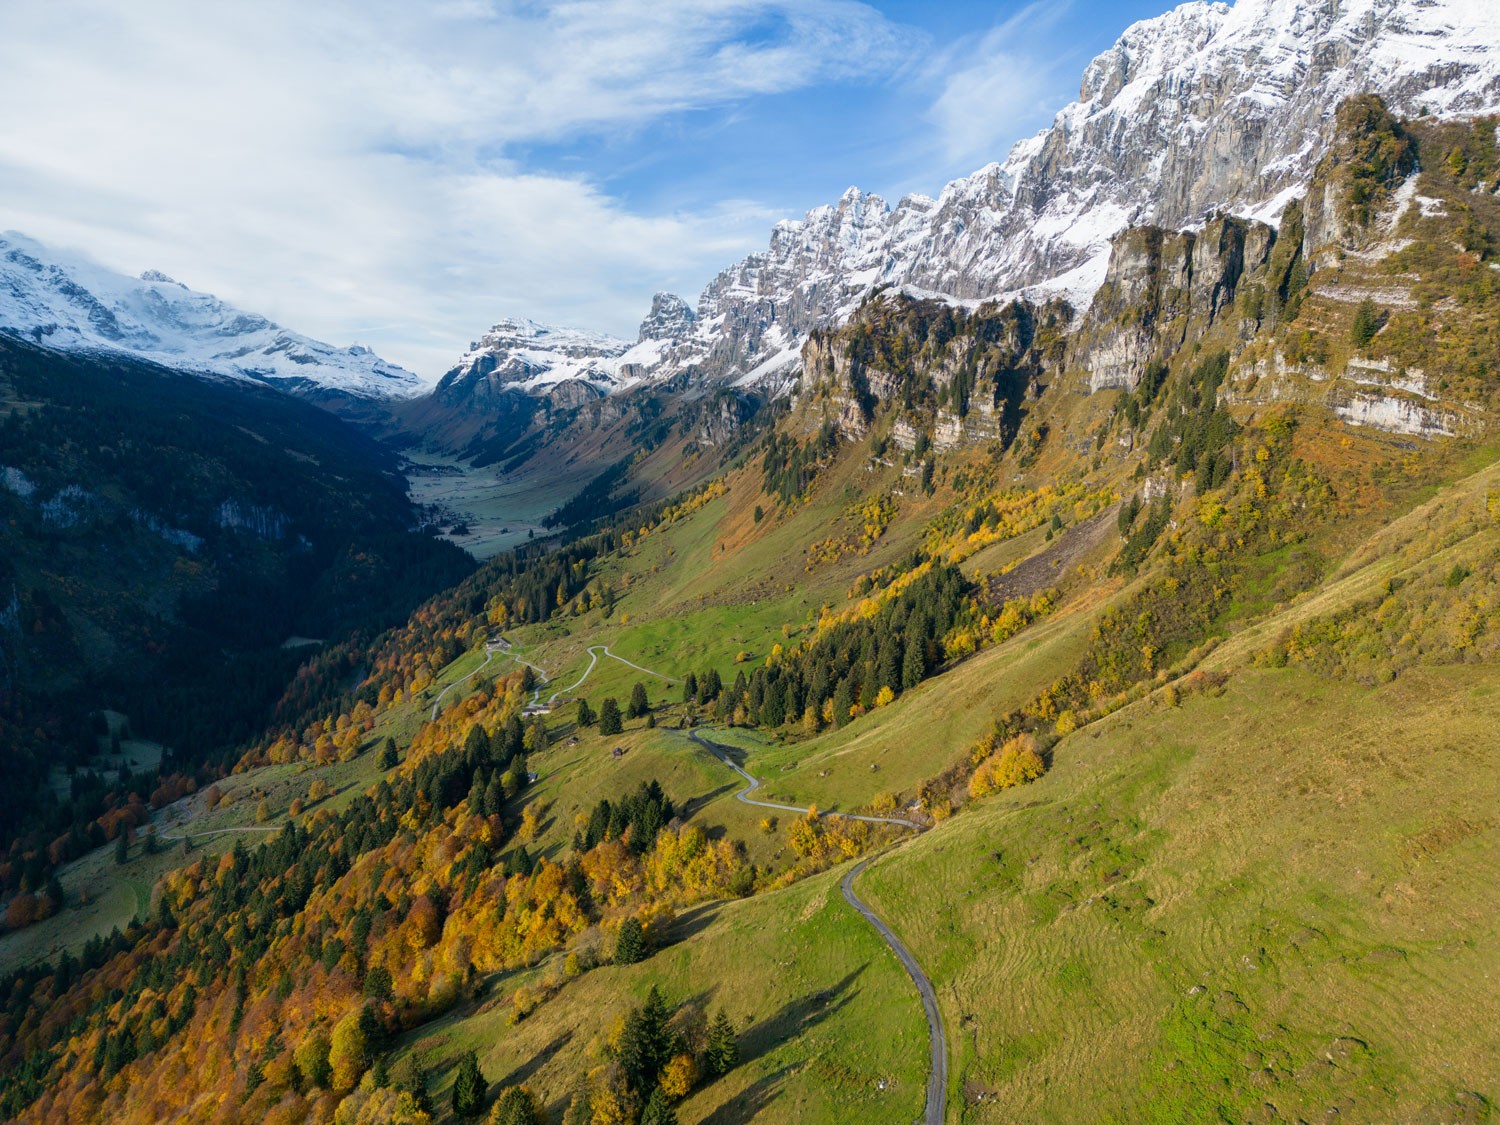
[
  {"x1": 801, "y1": 293, "x2": 1070, "y2": 450},
  {"x1": 1072, "y1": 214, "x2": 1277, "y2": 392},
  {"x1": 437, "y1": 0, "x2": 1499, "y2": 414}
]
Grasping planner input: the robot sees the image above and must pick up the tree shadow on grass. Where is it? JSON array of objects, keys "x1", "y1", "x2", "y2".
[
  {"x1": 685, "y1": 731, "x2": 749, "y2": 769},
  {"x1": 697, "y1": 1063, "x2": 796, "y2": 1125},
  {"x1": 663, "y1": 901, "x2": 723, "y2": 946},
  {"x1": 680, "y1": 782, "x2": 735, "y2": 820},
  {"x1": 737, "y1": 964, "x2": 868, "y2": 1068},
  {"x1": 496, "y1": 1029, "x2": 571, "y2": 1093}
]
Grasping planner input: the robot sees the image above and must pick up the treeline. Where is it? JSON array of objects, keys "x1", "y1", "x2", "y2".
[
  {"x1": 543, "y1": 458, "x2": 639, "y2": 531},
  {"x1": 761, "y1": 421, "x2": 839, "y2": 506},
  {"x1": 1144, "y1": 350, "x2": 1237, "y2": 493},
  {"x1": 689, "y1": 564, "x2": 973, "y2": 730}
]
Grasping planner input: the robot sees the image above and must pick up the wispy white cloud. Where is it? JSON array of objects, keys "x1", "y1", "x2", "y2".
[
  {"x1": 0, "y1": 0, "x2": 918, "y2": 377},
  {"x1": 925, "y1": 2, "x2": 1082, "y2": 169}
]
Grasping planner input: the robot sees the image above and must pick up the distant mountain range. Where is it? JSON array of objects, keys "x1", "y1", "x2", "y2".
[
  {"x1": 0, "y1": 232, "x2": 423, "y2": 402},
  {"x1": 438, "y1": 0, "x2": 1500, "y2": 408},
  {"x1": 2, "y1": 0, "x2": 1498, "y2": 429}
]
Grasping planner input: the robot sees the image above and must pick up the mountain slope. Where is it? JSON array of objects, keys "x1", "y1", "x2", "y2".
[
  {"x1": 0, "y1": 232, "x2": 424, "y2": 402},
  {"x1": 0, "y1": 335, "x2": 472, "y2": 876}
]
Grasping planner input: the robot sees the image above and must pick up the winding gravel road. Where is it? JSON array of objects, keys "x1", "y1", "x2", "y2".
[
  {"x1": 430, "y1": 641, "x2": 680, "y2": 719},
  {"x1": 689, "y1": 729, "x2": 946, "y2": 1124},
  {"x1": 842, "y1": 858, "x2": 948, "y2": 1125}
]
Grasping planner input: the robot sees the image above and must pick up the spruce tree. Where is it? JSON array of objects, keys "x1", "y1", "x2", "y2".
[
  {"x1": 700, "y1": 667, "x2": 722, "y2": 702},
  {"x1": 114, "y1": 832, "x2": 129, "y2": 865},
  {"x1": 706, "y1": 1009, "x2": 739, "y2": 1076},
  {"x1": 378, "y1": 737, "x2": 398, "y2": 770},
  {"x1": 902, "y1": 637, "x2": 927, "y2": 690},
  {"x1": 1351, "y1": 297, "x2": 1381, "y2": 347},
  {"x1": 599, "y1": 697, "x2": 623, "y2": 736},
  {"x1": 640, "y1": 1088, "x2": 679, "y2": 1125},
  {"x1": 451, "y1": 1049, "x2": 487, "y2": 1117},
  {"x1": 577, "y1": 698, "x2": 595, "y2": 727},
  {"x1": 681, "y1": 673, "x2": 698, "y2": 705},
  {"x1": 628, "y1": 681, "x2": 650, "y2": 719},
  {"x1": 615, "y1": 916, "x2": 646, "y2": 964}
]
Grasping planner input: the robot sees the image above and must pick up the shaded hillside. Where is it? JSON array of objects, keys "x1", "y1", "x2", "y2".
[{"x1": 0, "y1": 336, "x2": 472, "y2": 873}]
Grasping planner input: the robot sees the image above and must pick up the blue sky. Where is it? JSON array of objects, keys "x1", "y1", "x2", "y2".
[{"x1": 0, "y1": 0, "x2": 1172, "y2": 378}]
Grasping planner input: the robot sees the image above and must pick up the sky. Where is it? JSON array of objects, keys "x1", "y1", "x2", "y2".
[{"x1": 0, "y1": 0, "x2": 1169, "y2": 380}]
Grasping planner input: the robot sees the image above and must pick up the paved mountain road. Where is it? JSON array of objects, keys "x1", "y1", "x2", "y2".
[
  {"x1": 688, "y1": 730, "x2": 924, "y2": 830},
  {"x1": 842, "y1": 859, "x2": 948, "y2": 1125},
  {"x1": 689, "y1": 729, "x2": 946, "y2": 1125}
]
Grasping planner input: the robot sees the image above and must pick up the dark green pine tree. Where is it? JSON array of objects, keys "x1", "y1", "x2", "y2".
[
  {"x1": 464, "y1": 724, "x2": 488, "y2": 757},
  {"x1": 902, "y1": 636, "x2": 927, "y2": 690},
  {"x1": 577, "y1": 698, "x2": 596, "y2": 727},
  {"x1": 705, "y1": 1009, "x2": 739, "y2": 1076},
  {"x1": 628, "y1": 681, "x2": 650, "y2": 719},
  {"x1": 378, "y1": 737, "x2": 398, "y2": 770},
  {"x1": 618, "y1": 985, "x2": 673, "y2": 1096},
  {"x1": 832, "y1": 678, "x2": 855, "y2": 727},
  {"x1": 483, "y1": 776, "x2": 506, "y2": 817},
  {"x1": 700, "y1": 667, "x2": 723, "y2": 702},
  {"x1": 113, "y1": 831, "x2": 129, "y2": 865},
  {"x1": 681, "y1": 672, "x2": 698, "y2": 705},
  {"x1": 599, "y1": 697, "x2": 623, "y2": 736},
  {"x1": 640, "y1": 1088, "x2": 679, "y2": 1125},
  {"x1": 615, "y1": 916, "x2": 646, "y2": 964},
  {"x1": 1351, "y1": 297, "x2": 1381, "y2": 347},
  {"x1": 451, "y1": 1049, "x2": 487, "y2": 1117}
]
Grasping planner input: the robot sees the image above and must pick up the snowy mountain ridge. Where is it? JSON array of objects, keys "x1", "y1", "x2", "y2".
[
  {"x1": 441, "y1": 0, "x2": 1500, "y2": 405},
  {"x1": 0, "y1": 232, "x2": 424, "y2": 400}
]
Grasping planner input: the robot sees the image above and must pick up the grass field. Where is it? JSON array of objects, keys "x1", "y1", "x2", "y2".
[
  {"x1": 400, "y1": 861, "x2": 931, "y2": 1125},
  {"x1": 856, "y1": 662, "x2": 1500, "y2": 1122}
]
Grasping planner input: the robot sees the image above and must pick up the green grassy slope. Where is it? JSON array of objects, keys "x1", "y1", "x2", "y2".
[
  {"x1": 858, "y1": 662, "x2": 1500, "y2": 1123},
  {"x1": 399, "y1": 864, "x2": 930, "y2": 1125}
]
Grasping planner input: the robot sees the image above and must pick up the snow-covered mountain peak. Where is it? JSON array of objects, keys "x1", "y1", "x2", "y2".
[
  {"x1": 443, "y1": 0, "x2": 1500, "y2": 407},
  {"x1": 439, "y1": 317, "x2": 637, "y2": 398},
  {"x1": 0, "y1": 232, "x2": 424, "y2": 400},
  {"x1": 637, "y1": 294, "x2": 696, "y2": 344},
  {"x1": 137, "y1": 268, "x2": 186, "y2": 287}
]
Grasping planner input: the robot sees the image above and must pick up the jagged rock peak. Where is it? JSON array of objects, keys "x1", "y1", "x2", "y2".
[
  {"x1": 637, "y1": 293, "x2": 696, "y2": 343},
  {"x1": 439, "y1": 317, "x2": 634, "y2": 398},
  {"x1": 466, "y1": 318, "x2": 630, "y2": 359}
]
